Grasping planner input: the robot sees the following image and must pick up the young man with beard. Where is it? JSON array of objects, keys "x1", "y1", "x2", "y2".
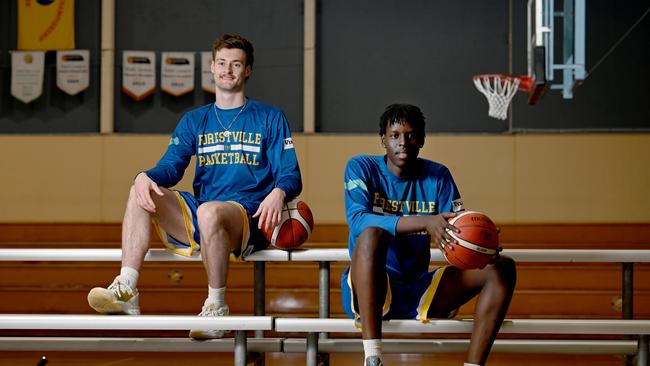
[{"x1": 88, "y1": 34, "x2": 302, "y2": 339}]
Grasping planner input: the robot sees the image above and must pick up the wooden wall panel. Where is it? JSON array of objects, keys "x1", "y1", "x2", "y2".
[{"x1": 2, "y1": 134, "x2": 650, "y2": 223}]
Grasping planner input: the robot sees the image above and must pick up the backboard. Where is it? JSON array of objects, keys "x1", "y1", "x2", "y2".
[{"x1": 527, "y1": 0, "x2": 586, "y2": 103}]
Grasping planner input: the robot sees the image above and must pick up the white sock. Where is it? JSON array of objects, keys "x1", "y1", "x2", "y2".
[
  {"x1": 464, "y1": 363, "x2": 481, "y2": 366},
  {"x1": 118, "y1": 266, "x2": 139, "y2": 288},
  {"x1": 363, "y1": 339, "x2": 381, "y2": 360},
  {"x1": 208, "y1": 286, "x2": 226, "y2": 306}
]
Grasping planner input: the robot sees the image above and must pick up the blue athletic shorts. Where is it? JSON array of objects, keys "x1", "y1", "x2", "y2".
[
  {"x1": 152, "y1": 191, "x2": 268, "y2": 258},
  {"x1": 341, "y1": 265, "x2": 455, "y2": 327}
]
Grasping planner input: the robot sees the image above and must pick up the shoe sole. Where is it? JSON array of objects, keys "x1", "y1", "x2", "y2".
[
  {"x1": 87, "y1": 288, "x2": 138, "y2": 315},
  {"x1": 188, "y1": 329, "x2": 227, "y2": 340}
]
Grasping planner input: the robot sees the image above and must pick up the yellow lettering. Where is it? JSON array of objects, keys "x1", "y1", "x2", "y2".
[
  {"x1": 199, "y1": 155, "x2": 206, "y2": 166},
  {"x1": 232, "y1": 131, "x2": 242, "y2": 142},
  {"x1": 429, "y1": 202, "x2": 436, "y2": 213},
  {"x1": 373, "y1": 192, "x2": 381, "y2": 205},
  {"x1": 249, "y1": 153, "x2": 259, "y2": 166},
  {"x1": 391, "y1": 200, "x2": 398, "y2": 212},
  {"x1": 206, "y1": 133, "x2": 214, "y2": 145},
  {"x1": 255, "y1": 133, "x2": 261, "y2": 145}
]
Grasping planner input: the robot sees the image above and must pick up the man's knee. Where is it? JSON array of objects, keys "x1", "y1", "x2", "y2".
[
  {"x1": 196, "y1": 202, "x2": 231, "y2": 229},
  {"x1": 491, "y1": 255, "x2": 517, "y2": 288},
  {"x1": 126, "y1": 185, "x2": 152, "y2": 212},
  {"x1": 354, "y1": 227, "x2": 390, "y2": 257}
]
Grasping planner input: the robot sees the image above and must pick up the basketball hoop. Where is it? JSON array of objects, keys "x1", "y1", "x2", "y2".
[{"x1": 473, "y1": 74, "x2": 533, "y2": 120}]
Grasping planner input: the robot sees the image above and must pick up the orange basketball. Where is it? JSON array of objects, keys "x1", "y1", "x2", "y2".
[
  {"x1": 442, "y1": 211, "x2": 499, "y2": 269},
  {"x1": 263, "y1": 198, "x2": 314, "y2": 250}
]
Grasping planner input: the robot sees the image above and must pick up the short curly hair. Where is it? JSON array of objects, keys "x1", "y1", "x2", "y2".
[{"x1": 378, "y1": 104, "x2": 425, "y2": 137}]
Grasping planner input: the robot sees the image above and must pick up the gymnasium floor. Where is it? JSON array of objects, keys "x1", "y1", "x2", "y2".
[{"x1": 0, "y1": 351, "x2": 630, "y2": 366}]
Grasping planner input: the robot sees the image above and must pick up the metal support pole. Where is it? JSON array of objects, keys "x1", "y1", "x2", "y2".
[
  {"x1": 234, "y1": 330, "x2": 247, "y2": 366},
  {"x1": 254, "y1": 261, "x2": 266, "y2": 338},
  {"x1": 623, "y1": 262, "x2": 634, "y2": 366},
  {"x1": 638, "y1": 335, "x2": 649, "y2": 366},
  {"x1": 307, "y1": 332, "x2": 319, "y2": 366},
  {"x1": 574, "y1": 0, "x2": 586, "y2": 80},
  {"x1": 319, "y1": 262, "x2": 330, "y2": 333},
  {"x1": 253, "y1": 261, "x2": 265, "y2": 366},
  {"x1": 623, "y1": 262, "x2": 634, "y2": 320},
  {"x1": 318, "y1": 261, "x2": 331, "y2": 366},
  {"x1": 561, "y1": 0, "x2": 575, "y2": 98}
]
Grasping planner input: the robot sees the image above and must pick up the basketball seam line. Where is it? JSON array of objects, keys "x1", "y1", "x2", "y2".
[{"x1": 447, "y1": 231, "x2": 498, "y2": 255}]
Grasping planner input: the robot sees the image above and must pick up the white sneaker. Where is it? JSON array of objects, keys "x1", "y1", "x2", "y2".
[
  {"x1": 189, "y1": 300, "x2": 230, "y2": 339},
  {"x1": 87, "y1": 277, "x2": 140, "y2": 315}
]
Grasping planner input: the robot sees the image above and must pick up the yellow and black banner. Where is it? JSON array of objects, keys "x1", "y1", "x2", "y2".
[{"x1": 18, "y1": 0, "x2": 75, "y2": 50}]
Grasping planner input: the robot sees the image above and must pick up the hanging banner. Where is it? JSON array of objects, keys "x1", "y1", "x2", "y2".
[
  {"x1": 201, "y1": 51, "x2": 215, "y2": 93},
  {"x1": 10, "y1": 51, "x2": 45, "y2": 103},
  {"x1": 161, "y1": 52, "x2": 194, "y2": 97},
  {"x1": 122, "y1": 50, "x2": 156, "y2": 101},
  {"x1": 56, "y1": 49, "x2": 89, "y2": 95},
  {"x1": 17, "y1": 0, "x2": 75, "y2": 50}
]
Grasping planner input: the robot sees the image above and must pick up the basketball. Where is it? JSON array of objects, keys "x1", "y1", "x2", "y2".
[
  {"x1": 264, "y1": 198, "x2": 314, "y2": 250},
  {"x1": 442, "y1": 211, "x2": 500, "y2": 270}
]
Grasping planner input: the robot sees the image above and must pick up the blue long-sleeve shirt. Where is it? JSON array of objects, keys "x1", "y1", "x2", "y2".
[
  {"x1": 344, "y1": 155, "x2": 463, "y2": 278},
  {"x1": 146, "y1": 98, "x2": 302, "y2": 213}
]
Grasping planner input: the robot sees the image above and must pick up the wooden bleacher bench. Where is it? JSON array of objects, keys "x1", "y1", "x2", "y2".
[
  {"x1": 1, "y1": 245, "x2": 650, "y2": 365},
  {"x1": 0, "y1": 248, "x2": 288, "y2": 262},
  {"x1": 0, "y1": 336, "x2": 282, "y2": 353},
  {"x1": 0, "y1": 314, "x2": 276, "y2": 366},
  {"x1": 289, "y1": 247, "x2": 650, "y2": 262},
  {"x1": 277, "y1": 318, "x2": 650, "y2": 365}
]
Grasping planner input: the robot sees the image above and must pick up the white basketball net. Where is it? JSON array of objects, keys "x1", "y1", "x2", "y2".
[{"x1": 473, "y1": 75, "x2": 520, "y2": 120}]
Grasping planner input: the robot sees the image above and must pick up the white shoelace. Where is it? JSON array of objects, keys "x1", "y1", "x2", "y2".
[
  {"x1": 198, "y1": 304, "x2": 227, "y2": 317},
  {"x1": 108, "y1": 279, "x2": 134, "y2": 301}
]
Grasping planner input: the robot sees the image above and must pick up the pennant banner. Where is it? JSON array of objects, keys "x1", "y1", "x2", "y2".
[
  {"x1": 11, "y1": 51, "x2": 45, "y2": 103},
  {"x1": 56, "y1": 49, "x2": 89, "y2": 95},
  {"x1": 161, "y1": 52, "x2": 194, "y2": 97},
  {"x1": 201, "y1": 51, "x2": 215, "y2": 93},
  {"x1": 122, "y1": 50, "x2": 156, "y2": 101},
  {"x1": 17, "y1": 0, "x2": 75, "y2": 50}
]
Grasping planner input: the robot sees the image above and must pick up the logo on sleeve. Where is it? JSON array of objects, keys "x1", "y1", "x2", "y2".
[
  {"x1": 283, "y1": 137, "x2": 294, "y2": 150},
  {"x1": 452, "y1": 199, "x2": 464, "y2": 212},
  {"x1": 169, "y1": 136, "x2": 180, "y2": 146}
]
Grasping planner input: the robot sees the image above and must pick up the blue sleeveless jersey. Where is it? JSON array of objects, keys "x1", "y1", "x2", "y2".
[
  {"x1": 344, "y1": 155, "x2": 463, "y2": 279},
  {"x1": 146, "y1": 98, "x2": 302, "y2": 214}
]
